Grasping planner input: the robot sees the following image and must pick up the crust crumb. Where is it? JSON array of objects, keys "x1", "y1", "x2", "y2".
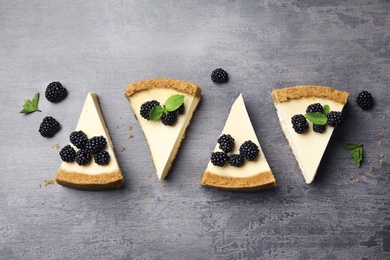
[
  {"x1": 377, "y1": 140, "x2": 382, "y2": 145},
  {"x1": 121, "y1": 147, "x2": 126, "y2": 152},
  {"x1": 44, "y1": 179, "x2": 55, "y2": 186},
  {"x1": 354, "y1": 196, "x2": 359, "y2": 200},
  {"x1": 163, "y1": 184, "x2": 167, "y2": 189},
  {"x1": 129, "y1": 126, "x2": 133, "y2": 130},
  {"x1": 128, "y1": 134, "x2": 134, "y2": 139},
  {"x1": 355, "y1": 179, "x2": 360, "y2": 183},
  {"x1": 144, "y1": 191, "x2": 148, "y2": 195},
  {"x1": 52, "y1": 144, "x2": 60, "y2": 150},
  {"x1": 369, "y1": 167, "x2": 374, "y2": 173}
]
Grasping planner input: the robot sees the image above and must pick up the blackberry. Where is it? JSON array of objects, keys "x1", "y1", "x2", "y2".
[
  {"x1": 291, "y1": 114, "x2": 309, "y2": 134},
  {"x1": 327, "y1": 111, "x2": 344, "y2": 127},
  {"x1": 85, "y1": 136, "x2": 107, "y2": 153},
  {"x1": 211, "y1": 68, "x2": 229, "y2": 83},
  {"x1": 140, "y1": 100, "x2": 160, "y2": 120},
  {"x1": 217, "y1": 134, "x2": 235, "y2": 153},
  {"x1": 210, "y1": 151, "x2": 228, "y2": 167},
  {"x1": 239, "y1": 140, "x2": 259, "y2": 161},
  {"x1": 161, "y1": 112, "x2": 177, "y2": 126},
  {"x1": 175, "y1": 104, "x2": 185, "y2": 115},
  {"x1": 59, "y1": 145, "x2": 76, "y2": 162},
  {"x1": 70, "y1": 130, "x2": 88, "y2": 149},
  {"x1": 356, "y1": 90, "x2": 373, "y2": 109},
  {"x1": 94, "y1": 150, "x2": 110, "y2": 165},
  {"x1": 39, "y1": 116, "x2": 60, "y2": 137},
  {"x1": 228, "y1": 154, "x2": 244, "y2": 167},
  {"x1": 313, "y1": 124, "x2": 326, "y2": 133},
  {"x1": 306, "y1": 103, "x2": 324, "y2": 113},
  {"x1": 76, "y1": 149, "x2": 92, "y2": 166},
  {"x1": 45, "y1": 81, "x2": 67, "y2": 103}
]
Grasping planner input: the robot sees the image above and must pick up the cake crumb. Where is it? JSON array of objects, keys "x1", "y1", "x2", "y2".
[
  {"x1": 144, "y1": 191, "x2": 148, "y2": 195},
  {"x1": 354, "y1": 196, "x2": 359, "y2": 200},
  {"x1": 351, "y1": 175, "x2": 354, "y2": 180},
  {"x1": 128, "y1": 134, "x2": 134, "y2": 139},
  {"x1": 380, "y1": 154, "x2": 384, "y2": 158},
  {"x1": 52, "y1": 144, "x2": 60, "y2": 150},
  {"x1": 369, "y1": 167, "x2": 374, "y2": 173},
  {"x1": 379, "y1": 159, "x2": 383, "y2": 164},
  {"x1": 355, "y1": 179, "x2": 360, "y2": 183},
  {"x1": 121, "y1": 147, "x2": 126, "y2": 152},
  {"x1": 129, "y1": 126, "x2": 133, "y2": 130},
  {"x1": 377, "y1": 140, "x2": 382, "y2": 145},
  {"x1": 44, "y1": 179, "x2": 55, "y2": 186}
]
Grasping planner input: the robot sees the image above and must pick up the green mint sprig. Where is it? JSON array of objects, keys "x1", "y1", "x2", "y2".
[
  {"x1": 305, "y1": 104, "x2": 330, "y2": 125},
  {"x1": 149, "y1": 94, "x2": 184, "y2": 120},
  {"x1": 342, "y1": 142, "x2": 363, "y2": 167},
  {"x1": 20, "y1": 92, "x2": 41, "y2": 113}
]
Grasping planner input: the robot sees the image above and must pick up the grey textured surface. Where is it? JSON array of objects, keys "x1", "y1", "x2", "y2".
[{"x1": 1, "y1": 0, "x2": 389, "y2": 259}]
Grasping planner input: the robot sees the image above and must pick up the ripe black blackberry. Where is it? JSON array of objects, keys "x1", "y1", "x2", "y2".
[
  {"x1": 39, "y1": 116, "x2": 60, "y2": 137},
  {"x1": 76, "y1": 149, "x2": 92, "y2": 166},
  {"x1": 356, "y1": 90, "x2": 373, "y2": 109},
  {"x1": 239, "y1": 140, "x2": 259, "y2": 161},
  {"x1": 70, "y1": 130, "x2": 88, "y2": 149},
  {"x1": 313, "y1": 124, "x2": 326, "y2": 133},
  {"x1": 211, "y1": 68, "x2": 229, "y2": 83},
  {"x1": 210, "y1": 151, "x2": 228, "y2": 167},
  {"x1": 45, "y1": 81, "x2": 67, "y2": 103},
  {"x1": 85, "y1": 136, "x2": 107, "y2": 153},
  {"x1": 228, "y1": 154, "x2": 244, "y2": 167},
  {"x1": 94, "y1": 151, "x2": 110, "y2": 165},
  {"x1": 140, "y1": 100, "x2": 160, "y2": 120},
  {"x1": 59, "y1": 145, "x2": 76, "y2": 162},
  {"x1": 291, "y1": 114, "x2": 309, "y2": 134},
  {"x1": 161, "y1": 112, "x2": 177, "y2": 126},
  {"x1": 175, "y1": 104, "x2": 185, "y2": 115},
  {"x1": 306, "y1": 103, "x2": 324, "y2": 113},
  {"x1": 327, "y1": 111, "x2": 344, "y2": 127},
  {"x1": 217, "y1": 134, "x2": 235, "y2": 153}
]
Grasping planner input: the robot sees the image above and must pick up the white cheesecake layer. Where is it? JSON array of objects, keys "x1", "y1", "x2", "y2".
[
  {"x1": 59, "y1": 93, "x2": 120, "y2": 175},
  {"x1": 275, "y1": 97, "x2": 344, "y2": 183},
  {"x1": 205, "y1": 94, "x2": 271, "y2": 178},
  {"x1": 128, "y1": 88, "x2": 200, "y2": 180}
]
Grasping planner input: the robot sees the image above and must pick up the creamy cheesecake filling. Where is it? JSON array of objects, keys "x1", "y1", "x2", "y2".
[
  {"x1": 59, "y1": 93, "x2": 120, "y2": 176},
  {"x1": 128, "y1": 88, "x2": 200, "y2": 180},
  {"x1": 205, "y1": 94, "x2": 272, "y2": 178},
  {"x1": 275, "y1": 97, "x2": 344, "y2": 183}
]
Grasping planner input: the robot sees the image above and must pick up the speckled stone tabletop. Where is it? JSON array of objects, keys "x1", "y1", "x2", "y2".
[{"x1": 1, "y1": 1, "x2": 389, "y2": 259}]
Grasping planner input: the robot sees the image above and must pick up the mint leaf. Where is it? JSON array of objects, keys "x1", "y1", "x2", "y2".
[
  {"x1": 20, "y1": 92, "x2": 41, "y2": 113},
  {"x1": 351, "y1": 147, "x2": 363, "y2": 167},
  {"x1": 323, "y1": 104, "x2": 330, "y2": 116},
  {"x1": 342, "y1": 142, "x2": 362, "y2": 150},
  {"x1": 305, "y1": 112, "x2": 327, "y2": 125},
  {"x1": 149, "y1": 105, "x2": 164, "y2": 120},
  {"x1": 164, "y1": 94, "x2": 184, "y2": 112}
]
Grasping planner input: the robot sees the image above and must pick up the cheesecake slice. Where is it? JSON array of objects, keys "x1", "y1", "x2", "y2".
[
  {"x1": 272, "y1": 85, "x2": 349, "y2": 184},
  {"x1": 55, "y1": 93, "x2": 124, "y2": 190},
  {"x1": 200, "y1": 94, "x2": 276, "y2": 191},
  {"x1": 125, "y1": 78, "x2": 201, "y2": 180}
]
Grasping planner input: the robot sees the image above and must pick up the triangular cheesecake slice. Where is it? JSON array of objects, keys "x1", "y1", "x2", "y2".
[
  {"x1": 271, "y1": 85, "x2": 349, "y2": 184},
  {"x1": 125, "y1": 78, "x2": 201, "y2": 180},
  {"x1": 200, "y1": 94, "x2": 276, "y2": 190},
  {"x1": 55, "y1": 93, "x2": 124, "y2": 190}
]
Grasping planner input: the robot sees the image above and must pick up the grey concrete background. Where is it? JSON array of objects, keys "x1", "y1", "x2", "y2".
[{"x1": 1, "y1": 0, "x2": 389, "y2": 259}]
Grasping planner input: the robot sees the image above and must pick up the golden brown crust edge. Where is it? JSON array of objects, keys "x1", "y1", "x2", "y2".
[
  {"x1": 200, "y1": 171, "x2": 276, "y2": 191},
  {"x1": 125, "y1": 78, "x2": 202, "y2": 98},
  {"x1": 272, "y1": 85, "x2": 349, "y2": 104},
  {"x1": 55, "y1": 169, "x2": 124, "y2": 191}
]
